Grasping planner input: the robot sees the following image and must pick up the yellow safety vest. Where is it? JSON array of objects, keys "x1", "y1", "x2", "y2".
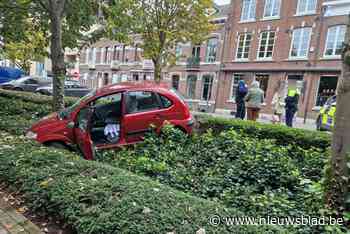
[{"x1": 321, "y1": 106, "x2": 336, "y2": 128}]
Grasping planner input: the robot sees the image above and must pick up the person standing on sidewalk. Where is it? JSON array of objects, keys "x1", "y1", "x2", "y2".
[
  {"x1": 284, "y1": 89, "x2": 299, "y2": 127},
  {"x1": 271, "y1": 86, "x2": 284, "y2": 124},
  {"x1": 245, "y1": 81, "x2": 264, "y2": 121},
  {"x1": 235, "y1": 80, "x2": 248, "y2": 119}
]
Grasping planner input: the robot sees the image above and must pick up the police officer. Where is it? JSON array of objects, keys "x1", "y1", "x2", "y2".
[{"x1": 284, "y1": 89, "x2": 299, "y2": 127}]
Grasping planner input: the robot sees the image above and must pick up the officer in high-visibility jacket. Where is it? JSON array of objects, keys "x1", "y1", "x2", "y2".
[
  {"x1": 284, "y1": 89, "x2": 299, "y2": 127},
  {"x1": 320, "y1": 102, "x2": 336, "y2": 130}
]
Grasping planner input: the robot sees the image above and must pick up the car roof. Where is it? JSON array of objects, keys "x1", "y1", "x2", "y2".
[{"x1": 95, "y1": 81, "x2": 170, "y2": 96}]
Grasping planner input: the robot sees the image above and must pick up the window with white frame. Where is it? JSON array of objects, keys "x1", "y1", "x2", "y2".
[
  {"x1": 324, "y1": 25, "x2": 346, "y2": 57},
  {"x1": 241, "y1": 0, "x2": 256, "y2": 22},
  {"x1": 205, "y1": 38, "x2": 218, "y2": 63},
  {"x1": 230, "y1": 74, "x2": 244, "y2": 100},
  {"x1": 236, "y1": 33, "x2": 252, "y2": 60},
  {"x1": 258, "y1": 31, "x2": 276, "y2": 59},
  {"x1": 296, "y1": 0, "x2": 317, "y2": 16},
  {"x1": 290, "y1": 27, "x2": 312, "y2": 58},
  {"x1": 201, "y1": 75, "x2": 214, "y2": 100},
  {"x1": 175, "y1": 44, "x2": 182, "y2": 59},
  {"x1": 264, "y1": 0, "x2": 281, "y2": 18}
]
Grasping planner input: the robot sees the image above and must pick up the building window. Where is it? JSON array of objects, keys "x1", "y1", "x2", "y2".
[
  {"x1": 316, "y1": 76, "x2": 338, "y2": 106},
  {"x1": 236, "y1": 33, "x2": 252, "y2": 60},
  {"x1": 324, "y1": 25, "x2": 346, "y2": 57},
  {"x1": 175, "y1": 44, "x2": 182, "y2": 60},
  {"x1": 205, "y1": 38, "x2": 218, "y2": 63},
  {"x1": 241, "y1": 0, "x2": 256, "y2": 22},
  {"x1": 230, "y1": 74, "x2": 244, "y2": 100},
  {"x1": 290, "y1": 27, "x2": 312, "y2": 59},
  {"x1": 192, "y1": 45, "x2": 201, "y2": 58},
  {"x1": 258, "y1": 31, "x2": 276, "y2": 59},
  {"x1": 187, "y1": 75, "x2": 197, "y2": 99},
  {"x1": 172, "y1": 75, "x2": 180, "y2": 90},
  {"x1": 104, "y1": 47, "x2": 109, "y2": 64},
  {"x1": 202, "y1": 75, "x2": 214, "y2": 101},
  {"x1": 263, "y1": 0, "x2": 281, "y2": 18},
  {"x1": 255, "y1": 74, "x2": 269, "y2": 98},
  {"x1": 92, "y1": 48, "x2": 96, "y2": 65},
  {"x1": 296, "y1": 0, "x2": 317, "y2": 16}
]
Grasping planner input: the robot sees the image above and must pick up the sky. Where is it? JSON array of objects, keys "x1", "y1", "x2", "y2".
[{"x1": 214, "y1": 0, "x2": 231, "y2": 5}]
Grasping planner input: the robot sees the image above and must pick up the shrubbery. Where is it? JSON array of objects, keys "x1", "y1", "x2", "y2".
[
  {"x1": 97, "y1": 126, "x2": 329, "y2": 230},
  {"x1": 0, "y1": 132, "x2": 287, "y2": 234},
  {"x1": 195, "y1": 114, "x2": 331, "y2": 151}
]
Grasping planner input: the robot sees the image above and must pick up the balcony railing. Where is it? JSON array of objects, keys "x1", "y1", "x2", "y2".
[{"x1": 186, "y1": 56, "x2": 200, "y2": 69}]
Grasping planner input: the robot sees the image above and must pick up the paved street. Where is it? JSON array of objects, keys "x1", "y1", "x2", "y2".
[
  {"x1": 193, "y1": 111, "x2": 317, "y2": 131},
  {"x1": 0, "y1": 197, "x2": 42, "y2": 234}
]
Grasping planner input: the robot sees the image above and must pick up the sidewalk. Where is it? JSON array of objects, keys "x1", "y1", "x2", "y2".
[
  {"x1": 193, "y1": 111, "x2": 317, "y2": 131},
  {"x1": 0, "y1": 196, "x2": 43, "y2": 234}
]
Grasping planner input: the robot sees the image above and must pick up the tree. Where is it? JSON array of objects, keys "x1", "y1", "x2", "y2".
[
  {"x1": 106, "y1": 0, "x2": 214, "y2": 82},
  {"x1": 0, "y1": 0, "x2": 100, "y2": 111},
  {"x1": 326, "y1": 15, "x2": 350, "y2": 216},
  {"x1": 2, "y1": 22, "x2": 47, "y2": 74}
]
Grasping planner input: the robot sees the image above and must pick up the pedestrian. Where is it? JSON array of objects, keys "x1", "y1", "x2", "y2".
[
  {"x1": 284, "y1": 89, "x2": 299, "y2": 127},
  {"x1": 271, "y1": 86, "x2": 284, "y2": 124},
  {"x1": 235, "y1": 80, "x2": 248, "y2": 119},
  {"x1": 245, "y1": 81, "x2": 264, "y2": 121}
]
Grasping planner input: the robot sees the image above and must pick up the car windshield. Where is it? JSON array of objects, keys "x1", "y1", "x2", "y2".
[{"x1": 58, "y1": 89, "x2": 96, "y2": 119}]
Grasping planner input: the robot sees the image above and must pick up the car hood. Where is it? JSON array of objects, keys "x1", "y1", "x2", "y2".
[{"x1": 30, "y1": 112, "x2": 60, "y2": 131}]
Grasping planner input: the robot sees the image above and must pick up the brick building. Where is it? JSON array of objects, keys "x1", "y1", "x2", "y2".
[
  {"x1": 79, "y1": 3, "x2": 230, "y2": 111},
  {"x1": 216, "y1": 0, "x2": 350, "y2": 119}
]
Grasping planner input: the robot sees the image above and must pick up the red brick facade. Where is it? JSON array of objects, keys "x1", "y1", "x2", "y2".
[
  {"x1": 217, "y1": 0, "x2": 348, "y2": 119},
  {"x1": 79, "y1": 1, "x2": 349, "y2": 119}
]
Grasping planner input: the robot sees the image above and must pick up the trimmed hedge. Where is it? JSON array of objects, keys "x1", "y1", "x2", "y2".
[
  {"x1": 195, "y1": 114, "x2": 331, "y2": 151},
  {"x1": 0, "y1": 89, "x2": 77, "y2": 106},
  {"x1": 0, "y1": 132, "x2": 286, "y2": 234}
]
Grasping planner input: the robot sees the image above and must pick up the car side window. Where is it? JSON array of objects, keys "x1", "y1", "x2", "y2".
[
  {"x1": 159, "y1": 94, "x2": 173, "y2": 108},
  {"x1": 76, "y1": 107, "x2": 90, "y2": 131},
  {"x1": 93, "y1": 93, "x2": 122, "y2": 107},
  {"x1": 25, "y1": 79, "x2": 38, "y2": 84},
  {"x1": 126, "y1": 91, "x2": 161, "y2": 114}
]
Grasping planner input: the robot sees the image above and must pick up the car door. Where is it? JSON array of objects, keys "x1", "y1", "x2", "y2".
[
  {"x1": 74, "y1": 106, "x2": 95, "y2": 160},
  {"x1": 23, "y1": 78, "x2": 40, "y2": 92},
  {"x1": 123, "y1": 90, "x2": 164, "y2": 143}
]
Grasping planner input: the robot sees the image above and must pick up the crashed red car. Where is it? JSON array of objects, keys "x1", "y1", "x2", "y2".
[{"x1": 26, "y1": 82, "x2": 194, "y2": 159}]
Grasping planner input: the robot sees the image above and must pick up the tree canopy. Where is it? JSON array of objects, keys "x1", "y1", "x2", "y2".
[{"x1": 106, "y1": 0, "x2": 215, "y2": 81}]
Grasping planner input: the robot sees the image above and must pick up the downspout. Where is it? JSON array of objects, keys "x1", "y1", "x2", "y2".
[
  {"x1": 303, "y1": 5, "x2": 326, "y2": 124},
  {"x1": 213, "y1": 1, "x2": 233, "y2": 113}
]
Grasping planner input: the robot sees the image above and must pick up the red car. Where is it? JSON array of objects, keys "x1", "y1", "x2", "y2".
[{"x1": 26, "y1": 82, "x2": 194, "y2": 160}]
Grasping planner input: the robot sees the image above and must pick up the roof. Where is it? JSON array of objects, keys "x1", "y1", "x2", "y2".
[{"x1": 96, "y1": 81, "x2": 170, "y2": 95}]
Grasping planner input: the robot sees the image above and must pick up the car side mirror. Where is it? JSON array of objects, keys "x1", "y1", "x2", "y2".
[{"x1": 67, "y1": 121, "x2": 75, "y2": 129}]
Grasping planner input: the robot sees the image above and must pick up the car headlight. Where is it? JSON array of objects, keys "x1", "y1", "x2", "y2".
[{"x1": 26, "y1": 131, "x2": 37, "y2": 140}]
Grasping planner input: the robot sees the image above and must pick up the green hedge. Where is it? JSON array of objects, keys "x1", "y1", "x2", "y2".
[
  {"x1": 0, "y1": 89, "x2": 77, "y2": 106},
  {"x1": 195, "y1": 115, "x2": 331, "y2": 151},
  {"x1": 0, "y1": 132, "x2": 287, "y2": 234}
]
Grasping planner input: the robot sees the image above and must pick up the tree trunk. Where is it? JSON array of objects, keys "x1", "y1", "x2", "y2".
[
  {"x1": 327, "y1": 15, "x2": 350, "y2": 214},
  {"x1": 49, "y1": 1, "x2": 66, "y2": 111},
  {"x1": 153, "y1": 58, "x2": 162, "y2": 83}
]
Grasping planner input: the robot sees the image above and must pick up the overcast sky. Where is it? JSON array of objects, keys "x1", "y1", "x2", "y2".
[{"x1": 214, "y1": 0, "x2": 231, "y2": 5}]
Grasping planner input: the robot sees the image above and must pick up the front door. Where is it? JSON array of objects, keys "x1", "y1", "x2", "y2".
[
  {"x1": 74, "y1": 106, "x2": 95, "y2": 160},
  {"x1": 123, "y1": 91, "x2": 163, "y2": 143}
]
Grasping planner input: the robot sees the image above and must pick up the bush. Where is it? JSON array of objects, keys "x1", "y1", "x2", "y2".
[
  {"x1": 195, "y1": 114, "x2": 331, "y2": 151},
  {"x1": 0, "y1": 89, "x2": 77, "y2": 106},
  {"x1": 97, "y1": 126, "x2": 334, "y2": 233},
  {"x1": 0, "y1": 132, "x2": 288, "y2": 234}
]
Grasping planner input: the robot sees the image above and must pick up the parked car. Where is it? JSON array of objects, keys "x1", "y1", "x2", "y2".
[
  {"x1": 26, "y1": 82, "x2": 194, "y2": 159},
  {"x1": 0, "y1": 76, "x2": 52, "y2": 92},
  {"x1": 0, "y1": 66, "x2": 23, "y2": 84},
  {"x1": 316, "y1": 95, "x2": 336, "y2": 131},
  {"x1": 35, "y1": 80, "x2": 91, "y2": 97}
]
